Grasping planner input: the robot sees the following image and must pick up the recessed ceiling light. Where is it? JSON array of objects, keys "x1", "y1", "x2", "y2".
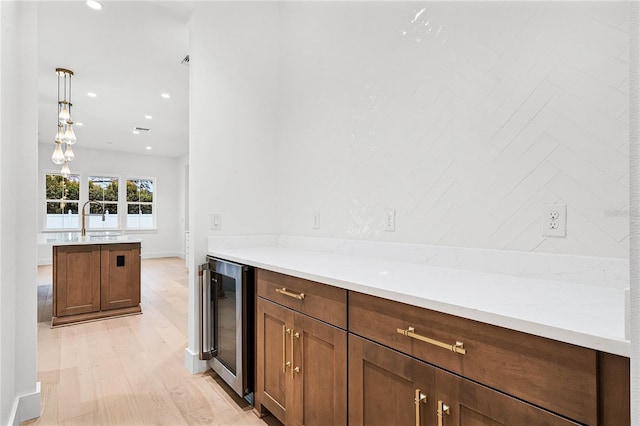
[
  {"x1": 86, "y1": 0, "x2": 103, "y2": 10},
  {"x1": 87, "y1": 92, "x2": 97, "y2": 98},
  {"x1": 75, "y1": 122, "x2": 84, "y2": 126},
  {"x1": 146, "y1": 146, "x2": 152, "y2": 150},
  {"x1": 161, "y1": 93, "x2": 171, "y2": 99},
  {"x1": 132, "y1": 130, "x2": 140, "y2": 135},
  {"x1": 144, "y1": 115, "x2": 152, "y2": 120}
]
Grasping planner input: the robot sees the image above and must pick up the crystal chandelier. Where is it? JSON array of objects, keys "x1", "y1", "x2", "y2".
[{"x1": 51, "y1": 68, "x2": 76, "y2": 177}]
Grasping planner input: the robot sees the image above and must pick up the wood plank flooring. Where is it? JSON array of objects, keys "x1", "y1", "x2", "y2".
[{"x1": 24, "y1": 257, "x2": 280, "y2": 426}]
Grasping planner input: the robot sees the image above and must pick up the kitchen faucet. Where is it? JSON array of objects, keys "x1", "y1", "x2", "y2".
[{"x1": 81, "y1": 200, "x2": 106, "y2": 236}]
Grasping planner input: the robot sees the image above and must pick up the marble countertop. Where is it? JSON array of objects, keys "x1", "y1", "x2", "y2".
[
  {"x1": 208, "y1": 244, "x2": 629, "y2": 357},
  {"x1": 39, "y1": 233, "x2": 141, "y2": 246}
]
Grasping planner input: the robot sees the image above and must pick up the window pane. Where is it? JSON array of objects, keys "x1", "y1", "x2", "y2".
[
  {"x1": 126, "y1": 179, "x2": 153, "y2": 202},
  {"x1": 46, "y1": 202, "x2": 79, "y2": 228},
  {"x1": 127, "y1": 203, "x2": 153, "y2": 228},
  {"x1": 46, "y1": 174, "x2": 79, "y2": 201},
  {"x1": 89, "y1": 176, "x2": 118, "y2": 202}
]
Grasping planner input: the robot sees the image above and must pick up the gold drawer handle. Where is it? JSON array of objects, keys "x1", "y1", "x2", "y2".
[
  {"x1": 415, "y1": 389, "x2": 427, "y2": 426},
  {"x1": 276, "y1": 287, "x2": 305, "y2": 300},
  {"x1": 291, "y1": 330, "x2": 300, "y2": 378},
  {"x1": 282, "y1": 326, "x2": 291, "y2": 373},
  {"x1": 397, "y1": 327, "x2": 467, "y2": 355},
  {"x1": 437, "y1": 400, "x2": 450, "y2": 426}
]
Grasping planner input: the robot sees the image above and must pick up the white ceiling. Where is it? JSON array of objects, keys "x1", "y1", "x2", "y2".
[{"x1": 38, "y1": 1, "x2": 192, "y2": 158}]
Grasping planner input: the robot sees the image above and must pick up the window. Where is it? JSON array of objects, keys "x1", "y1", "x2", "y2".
[
  {"x1": 88, "y1": 176, "x2": 119, "y2": 229},
  {"x1": 126, "y1": 178, "x2": 154, "y2": 229},
  {"x1": 45, "y1": 174, "x2": 80, "y2": 229}
]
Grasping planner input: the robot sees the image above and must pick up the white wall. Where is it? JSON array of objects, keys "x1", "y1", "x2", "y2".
[
  {"x1": 177, "y1": 153, "x2": 188, "y2": 259},
  {"x1": 0, "y1": 2, "x2": 40, "y2": 424},
  {"x1": 186, "y1": 1, "x2": 280, "y2": 372},
  {"x1": 37, "y1": 145, "x2": 182, "y2": 264},
  {"x1": 277, "y1": 2, "x2": 629, "y2": 259}
]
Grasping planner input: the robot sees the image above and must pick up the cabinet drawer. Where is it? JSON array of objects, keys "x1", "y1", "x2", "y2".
[
  {"x1": 257, "y1": 269, "x2": 347, "y2": 329},
  {"x1": 349, "y1": 291, "x2": 597, "y2": 425}
]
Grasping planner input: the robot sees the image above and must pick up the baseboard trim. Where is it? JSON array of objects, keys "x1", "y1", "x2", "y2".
[
  {"x1": 184, "y1": 347, "x2": 208, "y2": 374},
  {"x1": 141, "y1": 251, "x2": 182, "y2": 259},
  {"x1": 8, "y1": 382, "x2": 41, "y2": 425}
]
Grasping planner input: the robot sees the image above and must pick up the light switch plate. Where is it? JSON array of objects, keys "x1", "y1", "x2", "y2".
[
  {"x1": 541, "y1": 204, "x2": 566, "y2": 237},
  {"x1": 312, "y1": 211, "x2": 320, "y2": 229},
  {"x1": 211, "y1": 213, "x2": 222, "y2": 231}
]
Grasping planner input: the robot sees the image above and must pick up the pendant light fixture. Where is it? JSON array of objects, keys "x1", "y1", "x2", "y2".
[{"x1": 51, "y1": 68, "x2": 77, "y2": 177}]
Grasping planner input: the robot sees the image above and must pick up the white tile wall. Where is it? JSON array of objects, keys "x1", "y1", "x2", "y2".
[{"x1": 277, "y1": 2, "x2": 629, "y2": 259}]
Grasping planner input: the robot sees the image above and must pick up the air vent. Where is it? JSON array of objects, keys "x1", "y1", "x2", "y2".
[
  {"x1": 134, "y1": 127, "x2": 151, "y2": 132},
  {"x1": 181, "y1": 54, "x2": 190, "y2": 65}
]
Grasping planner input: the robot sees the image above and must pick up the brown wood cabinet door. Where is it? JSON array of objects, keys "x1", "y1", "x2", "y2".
[
  {"x1": 256, "y1": 298, "x2": 294, "y2": 424},
  {"x1": 54, "y1": 245, "x2": 101, "y2": 317},
  {"x1": 434, "y1": 368, "x2": 580, "y2": 426},
  {"x1": 349, "y1": 335, "x2": 435, "y2": 426},
  {"x1": 100, "y1": 243, "x2": 141, "y2": 311},
  {"x1": 291, "y1": 312, "x2": 347, "y2": 426}
]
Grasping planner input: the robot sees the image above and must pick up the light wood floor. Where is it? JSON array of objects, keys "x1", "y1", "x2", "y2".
[{"x1": 25, "y1": 257, "x2": 280, "y2": 426}]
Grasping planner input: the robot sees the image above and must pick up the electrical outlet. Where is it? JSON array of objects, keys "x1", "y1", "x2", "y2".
[
  {"x1": 384, "y1": 208, "x2": 396, "y2": 232},
  {"x1": 312, "y1": 212, "x2": 320, "y2": 229},
  {"x1": 211, "y1": 213, "x2": 222, "y2": 231},
  {"x1": 541, "y1": 204, "x2": 566, "y2": 237}
]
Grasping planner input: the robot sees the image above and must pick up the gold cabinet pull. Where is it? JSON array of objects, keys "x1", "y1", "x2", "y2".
[
  {"x1": 437, "y1": 400, "x2": 450, "y2": 426},
  {"x1": 282, "y1": 326, "x2": 291, "y2": 373},
  {"x1": 275, "y1": 287, "x2": 305, "y2": 300},
  {"x1": 291, "y1": 330, "x2": 300, "y2": 378},
  {"x1": 397, "y1": 327, "x2": 467, "y2": 355},
  {"x1": 415, "y1": 389, "x2": 427, "y2": 426}
]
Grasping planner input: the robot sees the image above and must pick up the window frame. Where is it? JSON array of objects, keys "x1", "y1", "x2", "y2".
[
  {"x1": 86, "y1": 175, "x2": 120, "y2": 231},
  {"x1": 44, "y1": 172, "x2": 81, "y2": 231},
  {"x1": 42, "y1": 172, "x2": 158, "y2": 233},
  {"x1": 125, "y1": 176, "x2": 156, "y2": 230}
]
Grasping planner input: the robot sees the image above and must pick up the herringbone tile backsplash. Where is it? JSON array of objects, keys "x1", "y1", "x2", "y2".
[{"x1": 276, "y1": 1, "x2": 629, "y2": 259}]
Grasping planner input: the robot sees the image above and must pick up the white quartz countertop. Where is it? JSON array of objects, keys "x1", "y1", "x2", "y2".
[
  {"x1": 39, "y1": 233, "x2": 142, "y2": 246},
  {"x1": 208, "y1": 245, "x2": 629, "y2": 357}
]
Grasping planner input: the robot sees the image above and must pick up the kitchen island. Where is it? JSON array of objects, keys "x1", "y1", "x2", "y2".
[{"x1": 46, "y1": 234, "x2": 142, "y2": 327}]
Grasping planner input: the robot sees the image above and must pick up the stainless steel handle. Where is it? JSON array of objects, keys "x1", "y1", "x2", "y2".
[
  {"x1": 275, "y1": 287, "x2": 305, "y2": 300},
  {"x1": 198, "y1": 264, "x2": 204, "y2": 359},
  {"x1": 198, "y1": 263, "x2": 213, "y2": 360}
]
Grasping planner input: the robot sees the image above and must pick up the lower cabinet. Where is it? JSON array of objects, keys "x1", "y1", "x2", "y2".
[
  {"x1": 255, "y1": 297, "x2": 347, "y2": 426},
  {"x1": 52, "y1": 242, "x2": 141, "y2": 326},
  {"x1": 100, "y1": 243, "x2": 142, "y2": 311},
  {"x1": 53, "y1": 244, "x2": 102, "y2": 318},
  {"x1": 252, "y1": 269, "x2": 629, "y2": 425},
  {"x1": 349, "y1": 334, "x2": 579, "y2": 426}
]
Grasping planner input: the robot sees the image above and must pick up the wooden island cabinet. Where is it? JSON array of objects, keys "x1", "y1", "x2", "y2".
[
  {"x1": 252, "y1": 267, "x2": 630, "y2": 426},
  {"x1": 52, "y1": 242, "x2": 141, "y2": 326}
]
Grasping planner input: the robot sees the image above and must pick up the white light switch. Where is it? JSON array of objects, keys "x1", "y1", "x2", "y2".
[
  {"x1": 211, "y1": 213, "x2": 222, "y2": 231},
  {"x1": 312, "y1": 212, "x2": 320, "y2": 229},
  {"x1": 541, "y1": 204, "x2": 566, "y2": 237}
]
